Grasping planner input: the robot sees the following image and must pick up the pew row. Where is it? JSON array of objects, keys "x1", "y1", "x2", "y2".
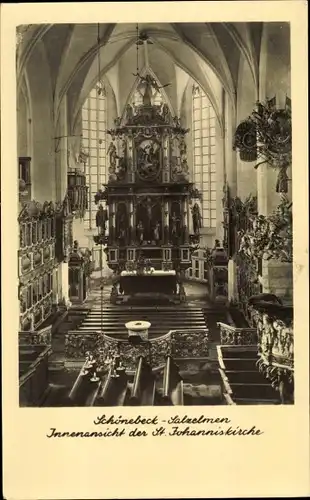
[
  {"x1": 129, "y1": 357, "x2": 156, "y2": 406},
  {"x1": 161, "y1": 355, "x2": 184, "y2": 405}
]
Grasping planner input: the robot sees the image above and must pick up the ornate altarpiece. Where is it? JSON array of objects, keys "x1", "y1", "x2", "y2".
[{"x1": 96, "y1": 94, "x2": 196, "y2": 278}]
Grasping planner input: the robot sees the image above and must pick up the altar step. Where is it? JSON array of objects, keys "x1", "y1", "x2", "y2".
[{"x1": 76, "y1": 305, "x2": 207, "y2": 339}]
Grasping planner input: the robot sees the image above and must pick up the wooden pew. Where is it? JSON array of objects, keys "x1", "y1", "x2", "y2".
[
  {"x1": 129, "y1": 356, "x2": 156, "y2": 406},
  {"x1": 161, "y1": 355, "x2": 184, "y2": 405},
  {"x1": 68, "y1": 362, "x2": 101, "y2": 406},
  {"x1": 96, "y1": 367, "x2": 129, "y2": 406},
  {"x1": 19, "y1": 344, "x2": 52, "y2": 406}
]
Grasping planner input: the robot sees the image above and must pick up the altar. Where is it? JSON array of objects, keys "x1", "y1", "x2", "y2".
[
  {"x1": 93, "y1": 72, "x2": 202, "y2": 304},
  {"x1": 120, "y1": 270, "x2": 177, "y2": 296}
]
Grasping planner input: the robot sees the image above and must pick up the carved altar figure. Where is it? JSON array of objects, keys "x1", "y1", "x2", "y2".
[
  {"x1": 173, "y1": 116, "x2": 181, "y2": 128},
  {"x1": 192, "y1": 203, "x2": 202, "y2": 235},
  {"x1": 141, "y1": 75, "x2": 154, "y2": 106},
  {"x1": 115, "y1": 156, "x2": 126, "y2": 180},
  {"x1": 161, "y1": 103, "x2": 170, "y2": 123},
  {"x1": 118, "y1": 215, "x2": 127, "y2": 244},
  {"x1": 171, "y1": 212, "x2": 180, "y2": 239},
  {"x1": 179, "y1": 137, "x2": 187, "y2": 157},
  {"x1": 96, "y1": 205, "x2": 108, "y2": 234},
  {"x1": 153, "y1": 222, "x2": 161, "y2": 243},
  {"x1": 126, "y1": 104, "x2": 134, "y2": 122},
  {"x1": 137, "y1": 221, "x2": 144, "y2": 244},
  {"x1": 276, "y1": 163, "x2": 289, "y2": 193},
  {"x1": 107, "y1": 141, "x2": 118, "y2": 167}
]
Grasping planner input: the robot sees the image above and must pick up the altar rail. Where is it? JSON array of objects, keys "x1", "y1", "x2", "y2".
[
  {"x1": 19, "y1": 344, "x2": 52, "y2": 406},
  {"x1": 216, "y1": 322, "x2": 257, "y2": 346},
  {"x1": 64, "y1": 328, "x2": 209, "y2": 371},
  {"x1": 19, "y1": 325, "x2": 52, "y2": 345}
]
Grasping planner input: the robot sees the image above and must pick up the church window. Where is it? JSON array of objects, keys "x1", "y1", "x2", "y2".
[
  {"x1": 82, "y1": 84, "x2": 107, "y2": 230},
  {"x1": 192, "y1": 85, "x2": 217, "y2": 229}
]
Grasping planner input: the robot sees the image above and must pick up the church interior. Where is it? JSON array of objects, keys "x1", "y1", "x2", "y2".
[{"x1": 17, "y1": 22, "x2": 294, "y2": 407}]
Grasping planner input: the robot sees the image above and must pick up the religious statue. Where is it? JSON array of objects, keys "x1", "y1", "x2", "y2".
[
  {"x1": 179, "y1": 137, "x2": 187, "y2": 157},
  {"x1": 276, "y1": 162, "x2": 289, "y2": 193},
  {"x1": 115, "y1": 156, "x2": 127, "y2": 180},
  {"x1": 96, "y1": 205, "x2": 108, "y2": 234},
  {"x1": 173, "y1": 116, "x2": 181, "y2": 128},
  {"x1": 161, "y1": 103, "x2": 170, "y2": 123},
  {"x1": 134, "y1": 73, "x2": 171, "y2": 106},
  {"x1": 73, "y1": 240, "x2": 79, "y2": 251},
  {"x1": 192, "y1": 203, "x2": 202, "y2": 235},
  {"x1": 117, "y1": 214, "x2": 127, "y2": 244},
  {"x1": 114, "y1": 116, "x2": 121, "y2": 127},
  {"x1": 136, "y1": 221, "x2": 144, "y2": 244},
  {"x1": 153, "y1": 222, "x2": 161, "y2": 244},
  {"x1": 126, "y1": 104, "x2": 134, "y2": 122},
  {"x1": 171, "y1": 212, "x2": 180, "y2": 241},
  {"x1": 107, "y1": 141, "x2": 119, "y2": 168}
]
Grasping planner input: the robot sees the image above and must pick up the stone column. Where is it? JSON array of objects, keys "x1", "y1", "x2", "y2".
[
  {"x1": 163, "y1": 134, "x2": 170, "y2": 183},
  {"x1": 258, "y1": 165, "x2": 293, "y2": 301},
  {"x1": 129, "y1": 198, "x2": 134, "y2": 244},
  {"x1": 55, "y1": 96, "x2": 69, "y2": 304},
  {"x1": 224, "y1": 92, "x2": 238, "y2": 303},
  {"x1": 215, "y1": 120, "x2": 225, "y2": 244},
  {"x1": 127, "y1": 135, "x2": 134, "y2": 183},
  {"x1": 186, "y1": 197, "x2": 190, "y2": 236},
  {"x1": 164, "y1": 199, "x2": 169, "y2": 244},
  {"x1": 182, "y1": 197, "x2": 189, "y2": 243},
  {"x1": 110, "y1": 201, "x2": 116, "y2": 244},
  {"x1": 257, "y1": 34, "x2": 293, "y2": 302}
]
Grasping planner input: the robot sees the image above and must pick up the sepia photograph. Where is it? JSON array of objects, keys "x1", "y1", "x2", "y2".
[{"x1": 16, "y1": 21, "x2": 294, "y2": 408}]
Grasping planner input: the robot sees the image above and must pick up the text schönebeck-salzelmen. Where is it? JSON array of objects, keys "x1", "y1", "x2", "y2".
[{"x1": 46, "y1": 414, "x2": 263, "y2": 438}]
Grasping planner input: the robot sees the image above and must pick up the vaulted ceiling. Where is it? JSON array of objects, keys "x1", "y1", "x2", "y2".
[{"x1": 17, "y1": 22, "x2": 263, "y2": 127}]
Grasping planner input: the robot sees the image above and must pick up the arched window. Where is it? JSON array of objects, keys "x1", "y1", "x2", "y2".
[
  {"x1": 81, "y1": 83, "x2": 107, "y2": 230},
  {"x1": 192, "y1": 85, "x2": 217, "y2": 228}
]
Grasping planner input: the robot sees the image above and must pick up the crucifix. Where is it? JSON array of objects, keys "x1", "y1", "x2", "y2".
[{"x1": 171, "y1": 212, "x2": 180, "y2": 241}]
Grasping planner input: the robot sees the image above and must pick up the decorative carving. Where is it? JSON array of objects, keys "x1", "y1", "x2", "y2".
[
  {"x1": 213, "y1": 266, "x2": 228, "y2": 298},
  {"x1": 233, "y1": 119, "x2": 257, "y2": 161},
  {"x1": 171, "y1": 329, "x2": 209, "y2": 358},
  {"x1": 95, "y1": 205, "x2": 109, "y2": 235},
  {"x1": 65, "y1": 333, "x2": 99, "y2": 359},
  {"x1": 136, "y1": 138, "x2": 161, "y2": 181},
  {"x1": 238, "y1": 196, "x2": 292, "y2": 264},
  {"x1": 102, "y1": 81, "x2": 199, "y2": 273},
  {"x1": 19, "y1": 326, "x2": 52, "y2": 345},
  {"x1": 65, "y1": 329, "x2": 210, "y2": 370},
  {"x1": 67, "y1": 170, "x2": 89, "y2": 218},
  {"x1": 18, "y1": 199, "x2": 60, "y2": 330},
  {"x1": 217, "y1": 322, "x2": 257, "y2": 345},
  {"x1": 191, "y1": 203, "x2": 202, "y2": 236},
  {"x1": 234, "y1": 97, "x2": 292, "y2": 192},
  {"x1": 245, "y1": 299, "x2": 294, "y2": 402}
]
